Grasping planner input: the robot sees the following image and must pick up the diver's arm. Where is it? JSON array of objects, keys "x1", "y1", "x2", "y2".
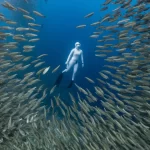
[
  {"x1": 81, "y1": 51, "x2": 84, "y2": 67},
  {"x1": 65, "y1": 49, "x2": 74, "y2": 64}
]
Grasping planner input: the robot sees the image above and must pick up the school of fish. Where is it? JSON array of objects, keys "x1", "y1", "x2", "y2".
[{"x1": 0, "y1": 0, "x2": 150, "y2": 150}]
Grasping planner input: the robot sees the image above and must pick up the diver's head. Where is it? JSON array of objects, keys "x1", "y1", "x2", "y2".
[{"x1": 75, "y1": 42, "x2": 81, "y2": 49}]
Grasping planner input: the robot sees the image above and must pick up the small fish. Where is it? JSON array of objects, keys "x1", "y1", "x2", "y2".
[
  {"x1": 113, "y1": 6, "x2": 120, "y2": 11},
  {"x1": 29, "y1": 38, "x2": 40, "y2": 42},
  {"x1": 31, "y1": 59, "x2": 41, "y2": 64},
  {"x1": 99, "y1": 72, "x2": 109, "y2": 79},
  {"x1": 95, "y1": 54, "x2": 107, "y2": 57},
  {"x1": 50, "y1": 85, "x2": 57, "y2": 94},
  {"x1": 100, "y1": 6, "x2": 108, "y2": 11},
  {"x1": 18, "y1": 7, "x2": 30, "y2": 14},
  {"x1": 94, "y1": 86, "x2": 104, "y2": 97},
  {"x1": 93, "y1": 32, "x2": 102, "y2": 35},
  {"x1": 52, "y1": 65, "x2": 60, "y2": 73},
  {"x1": 43, "y1": 66, "x2": 50, "y2": 75},
  {"x1": 23, "y1": 45, "x2": 35, "y2": 49},
  {"x1": 21, "y1": 64, "x2": 31, "y2": 70},
  {"x1": 117, "y1": 19, "x2": 130, "y2": 24},
  {"x1": 84, "y1": 12, "x2": 94, "y2": 18},
  {"x1": 23, "y1": 49, "x2": 33, "y2": 52},
  {"x1": 23, "y1": 15, "x2": 35, "y2": 21},
  {"x1": 8, "y1": 117, "x2": 12, "y2": 129},
  {"x1": 36, "y1": 68, "x2": 46, "y2": 76},
  {"x1": 23, "y1": 56, "x2": 32, "y2": 61},
  {"x1": 90, "y1": 22, "x2": 100, "y2": 26},
  {"x1": 0, "y1": 26, "x2": 14, "y2": 30},
  {"x1": 29, "y1": 28, "x2": 39, "y2": 32},
  {"x1": 103, "y1": 0, "x2": 112, "y2": 5},
  {"x1": 96, "y1": 45, "x2": 106, "y2": 49},
  {"x1": 25, "y1": 33, "x2": 38, "y2": 37},
  {"x1": 85, "y1": 77, "x2": 95, "y2": 84},
  {"x1": 16, "y1": 27, "x2": 29, "y2": 31},
  {"x1": 6, "y1": 21, "x2": 17, "y2": 25},
  {"x1": 75, "y1": 83, "x2": 88, "y2": 95},
  {"x1": 95, "y1": 50, "x2": 112, "y2": 53},
  {"x1": 33, "y1": 11, "x2": 46, "y2": 17},
  {"x1": 13, "y1": 36, "x2": 27, "y2": 42},
  {"x1": 28, "y1": 23, "x2": 41, "y2": 27},
  {"x1": 37, "y1": 54, "x2": 48, "y2": 59},
  {"x1": 124, "y1": 21, "x2": 136, "y2": 28},
  {"x1": 100, "y1": 16, "x2": 110, "y2": 24},
  {"x1": 90, "y1": 35, "x2": 99, "y2": 38},
  {"x1": 34, "y1": 61, "x2": 45, "y2": 67},
  {"x1": 2, "y1": 1, "x2": 17, "y2": 11},
  {"x1": 76, "y1": 25, "x2": 86, "y2": 28}
]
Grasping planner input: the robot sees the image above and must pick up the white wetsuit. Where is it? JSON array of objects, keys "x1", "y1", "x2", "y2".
[{"x1": 62, "y1": 48, "x2": 84, "y2": 80}]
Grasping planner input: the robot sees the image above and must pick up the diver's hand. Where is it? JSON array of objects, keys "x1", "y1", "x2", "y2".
[{"x1": 82, "y1": 63, "x2": 84, "y2": 68}]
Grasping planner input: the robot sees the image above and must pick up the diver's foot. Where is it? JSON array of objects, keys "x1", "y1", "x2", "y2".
[
  {"x1": 67, "y1": 80, "x2": 74, "y2": 88},
  {"x1": 54, "y1": 73, "x2": 63, "y2": 87}
]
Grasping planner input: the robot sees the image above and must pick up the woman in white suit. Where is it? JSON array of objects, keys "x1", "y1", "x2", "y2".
[{"x1": 54, "y1": 42, "x2": 84, "y2": 88}]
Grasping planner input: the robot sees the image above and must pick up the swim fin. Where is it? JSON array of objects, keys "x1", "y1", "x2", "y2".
[
  {"x1": 54, "y1": 73, "x2": 63, "y2": 86},
  {"x1": 67, "y1": 80, "x2": 74, "y2": 88}
]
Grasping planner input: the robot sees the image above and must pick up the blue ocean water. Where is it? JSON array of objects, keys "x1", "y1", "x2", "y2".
[
  {"x1": 0, "y1": 0, "x2": 118, "y2": 107},
  {"x1": 1, "y1": 1, "x2": 150, "y2": 149},
  {"x1": 30, "y1": 0, "x2": 109, "y2": 109},
  {"x1": 36, "y1": 0, "x2": 105, "y2": 87},
  {"x1": 32, "y1": 0, "x2": 105, "y2": 103},
  {"x1": 1, "y1": 0, "x2": 141, "y2": 109}
]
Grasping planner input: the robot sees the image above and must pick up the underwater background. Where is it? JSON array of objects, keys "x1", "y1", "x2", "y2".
[
  {"x1": 4, "y1": 0, "x2": 109, "y2": 107},
  {"x1": 1, "y1": 0, "x2": 148, "y2": 116},
  {"x1": 0, "y1": 0, "x2": 150, "y2": 149}
]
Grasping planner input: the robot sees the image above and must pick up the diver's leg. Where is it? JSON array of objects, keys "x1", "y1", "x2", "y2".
[
  {"x1": 72, "y1": 63, "x2": 78, "y2": 81},
  {"x1": 62, "y1": 59, "x2": 74, "y2": 73},
  {"x1": 68, "y1": 63, "x2": 78, "y2": 88},
  {"x1": 55, "y1": 60, "x2": 75, "y2": 86},
  {"x1": 54, "y1": 72, "x2": 63, "y2": 86}
]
